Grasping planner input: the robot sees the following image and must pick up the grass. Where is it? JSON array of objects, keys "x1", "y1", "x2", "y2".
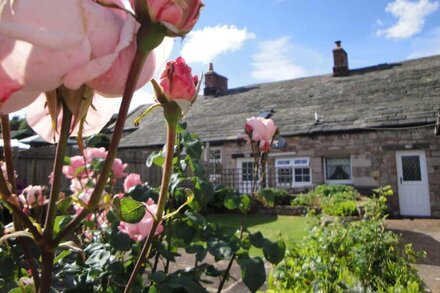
[{"x1": 205, "y1": 213, "x2": 308, "y2": 256}]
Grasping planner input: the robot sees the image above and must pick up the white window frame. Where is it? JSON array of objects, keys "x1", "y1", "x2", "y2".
[
  {"x1": 324, "y1": 156, "x2": 352, "y2": 184},
  {"x1": 275, "y1": 157, "x2": 312, "y2": 187}
]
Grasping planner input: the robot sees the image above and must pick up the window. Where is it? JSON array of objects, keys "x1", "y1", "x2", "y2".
[
  {"x1": 242, "y1": 161, "x2": 254, "y2": 181},
  {"x1": 325, "y1": 156, "x2": 351, "y2": 183},
  {"x1": 275, "y1": 157, "x2": 311, "y2": 187},
  {"x1": 209, "y1": 148, "x2": 222, "y2": 181}
]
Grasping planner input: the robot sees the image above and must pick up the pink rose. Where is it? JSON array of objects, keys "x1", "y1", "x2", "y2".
[
  {"x1": 84, "y1": 147, "x2": 108, "y2": 164},
  {"x1": 244, "y1": 117, "x2": 278, "y2": 152},
  {"x1": 159, "y1": 57, "x2": 197, "y2": 102},
  {"x1": 0, "y1": 0, "x2": 166, "y2": 137},
  {"x1": 118, "y1": 199, "x2": 163, "y2": 241},
  {"x1": 112, "y1": 158, "x2": 128, "y2": 179},
  {"x1": 124, "y1": 173, "x2": 143, "y2": 192},
  {"x1": 62, "y1": 156, "x2": 86, "y2": 179}
]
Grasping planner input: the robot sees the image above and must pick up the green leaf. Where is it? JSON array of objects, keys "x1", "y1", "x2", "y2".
[
  {"x1": 184, "y1": 139, "x2": 202, "y2": 160},
  {"x1": 224, "y1": 193, "x2": 240, "y2": 210},
  {"x1": 262, "y1": 239, "x2": 286, "y2": 265},
  {"x1": 63, "y1": 156, "x2": 71, "y2": 165},
  {"x1": 127, "y1": 185, "x2": 158, "y2": 202},
  {"x1": 146, "y1": 151, "x2": 164, "y2": 167},
  {"x1": 185, "y1": 244, "x2": 207, "y2": 262},
  {"x1": 176, "y1": 121, "x2": 187, "y2": 133},
  {"x1": 184, "y1": 210, "x2": 206, "y2": 226},
  {"x1": 237, "y1": 256, "x2": 266, "y2": 293},
  {"x1": 56, "y1": 196, "x2": 73, "y2": 215},
  {"x1": 239, "y1": 194, "x2": 251, "y2": 214},
  {"x1": 109, "y1": 230, "x2": 132, "y2": 251},
  {"x1": 249, "y1": 232, "x2": 264, "y2": 248},
  {"x1": 174, "y1": 221, "x2": 197, "y2": 245},
  {"x1": 85, "y1": 250, "x2": 111, "y2": 267},
  {"x1": 193, "y1": 178, "x2": 214, "y2": 207},
  {"x1": 54, "y1": 250, "x2": 72, "y2": 264},
  {"x1": 54, "y1": 215, "x2": 74, "y2": 236},
  {"x1": 120, "y1": 197, "x2": 146, "y2": 224},
  {"x1": 208, "y1": 239, "x2": 237, "y2": 261},
  {"x1": 187, "y1": 156, "x2": 205, "y2": 177}
]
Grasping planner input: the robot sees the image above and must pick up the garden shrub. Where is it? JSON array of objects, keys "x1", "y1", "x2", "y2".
[
  {"x1": 291, "y1": 184, "x2": 360, "y2": 216},
  {"x1": 256, "y1": 188, "x2": 290, "y2": 207},
  {"x1": 270, "y1": 186, "x2": 425, "y2": 293}
]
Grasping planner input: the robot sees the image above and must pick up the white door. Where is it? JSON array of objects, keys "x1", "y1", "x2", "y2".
[
  {"x1": 236, "y1": 158, "x2": 254, "y2": 194},
  {"x1": 396, "y1": 151, "x2": 430, "y2": 216}
]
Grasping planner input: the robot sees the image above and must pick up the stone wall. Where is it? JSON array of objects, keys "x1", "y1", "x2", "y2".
[{"x1": 218, "y1": 127, "x2": 440, "y2": 217}]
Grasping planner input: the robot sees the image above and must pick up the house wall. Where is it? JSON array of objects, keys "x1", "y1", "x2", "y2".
[{"x1": 219, "y1": 128, "x2": 440, "y2": 217}]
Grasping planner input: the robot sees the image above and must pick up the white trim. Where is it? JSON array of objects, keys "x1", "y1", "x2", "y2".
[
  {"x1": 269, "y1": 152, "x2": 297, "y2": 158},
  {"x1": 324, "y1": 156, "x2": 352, "y2": 184}
]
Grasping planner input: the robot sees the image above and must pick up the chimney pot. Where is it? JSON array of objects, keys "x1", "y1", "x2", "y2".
[{"x1": 204, "y1": 63, "x2": 228, "y2": 96}]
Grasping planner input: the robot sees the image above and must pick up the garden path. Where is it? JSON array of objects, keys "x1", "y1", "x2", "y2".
[{"x1": 386, "y1": 219, "x2": 440, "y2": 293}]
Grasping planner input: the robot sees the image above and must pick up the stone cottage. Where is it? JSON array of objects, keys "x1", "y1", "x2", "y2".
[{"x1": 117, "y1": 42, "x2": 440, "y2": 217}]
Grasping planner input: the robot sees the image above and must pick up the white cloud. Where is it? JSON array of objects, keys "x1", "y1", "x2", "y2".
[
  {"x1": 251, "y1": 37, "x2": 307, "y2": 81},
  {"x1": 180, "y1": 25, "x2": 255, "y2": 64},
  {"x1": 408, "y1": 27, "x2": 440, "y2": 58},
  {"x1": 376, "y1": 0, "x2": 439, "y2": 39}
]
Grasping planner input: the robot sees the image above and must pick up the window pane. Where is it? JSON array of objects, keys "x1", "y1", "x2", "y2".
[
  {"x1": 326, "y1": 157, "x2": 351, "y2": 180},
  {"x1": 294, "y1": 168, "x2": 311, "y2": 183},
  {"x1": 242, "y1": 162, "x2": 254, "y2": 181},
  {"x1": 401, "y1": 156, "x2": 421, "y2": 181},
  {"x1": 278, "y1": 168, "x2": 292, "y2": 184}
]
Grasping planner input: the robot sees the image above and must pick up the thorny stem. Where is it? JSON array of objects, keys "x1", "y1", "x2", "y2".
[
  {"x1": 38, "y1": 102, "x2": 72, "y2": 293},
  {"x1": 43, "y1": 102, "x2": 72, "y2": 240},
  {"x1": 1, "y1": 115, "x2": 40, "y2": 290},
  {"x1": 1, "y1": 115, "x2": 17, "y2": 194},
  {"x1": 53, "y1": 23, "x2": 164, "y2": 246},
  {"x1": 124, "y1": 104, "x2": 179, "y2": 293}
]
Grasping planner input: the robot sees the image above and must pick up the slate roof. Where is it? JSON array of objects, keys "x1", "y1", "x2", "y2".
[{"x1": 119, "y1": 55, "x2": 440, "y2": 148}]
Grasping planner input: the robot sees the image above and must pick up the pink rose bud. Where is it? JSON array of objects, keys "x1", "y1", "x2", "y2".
[
  {"x1": 159, "y1": 57, "x2": 196, "y2": 102},
  {"x1": 145, "y1": 0, "x2": 204, "y2": 36}
]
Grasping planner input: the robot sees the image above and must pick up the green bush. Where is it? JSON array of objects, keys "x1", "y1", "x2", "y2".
[
  {"x1": 291, "y1": 185, "x2": 360, "y2": 217},
  {"x1": 269, "y1": 186, "x2": 425, "y2": 293},
  {"x1": 256, "y1": 188, "x2": 289, "y2": 207},
  {"x1": 321, "y1": 199, "x2": 358, "y2": 216}
]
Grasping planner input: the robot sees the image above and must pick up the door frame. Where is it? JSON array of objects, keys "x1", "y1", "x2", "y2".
[{"x1": 395, "y1": 150, "x2": 431, "y2": 217}]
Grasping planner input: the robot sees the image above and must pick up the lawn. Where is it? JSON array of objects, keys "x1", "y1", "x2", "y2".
[{"x1": 205, "y1": 213, "x2": 308, "y2": 255}]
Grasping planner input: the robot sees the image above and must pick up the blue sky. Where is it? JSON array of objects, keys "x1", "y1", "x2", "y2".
[
  {"x1": 127, "y1": 0, "x2": 440, "y2": 109},
  {"x1": 171, "y1": 0, "x2": 440, "y2": 90},
  {"x1": 12, "y1": 0, "x2": 440, "y2": 116}
]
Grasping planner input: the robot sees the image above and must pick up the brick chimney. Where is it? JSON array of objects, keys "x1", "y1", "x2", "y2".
[
  {"x1": 204, "y1": 63, "x2": 228, "y2": 96},
  {"x1": 332, "y1": 40, "x2": 349, "y2": 77}
]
